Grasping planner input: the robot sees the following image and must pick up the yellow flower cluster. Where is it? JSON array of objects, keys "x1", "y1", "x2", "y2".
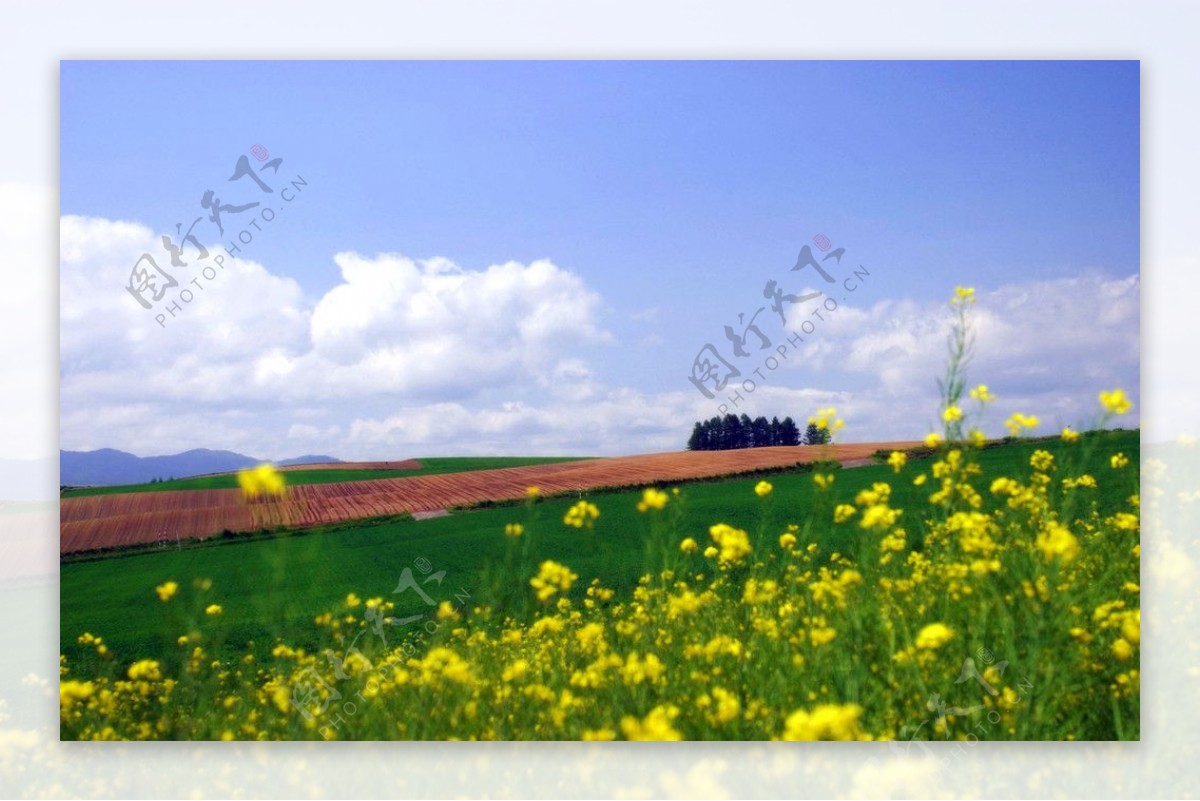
[
  {"x1": 1099, "y1": 389, "x2": 1133, "y2": 415},
  {"x1": 563, "y1": 501, "x2": 600, "y2": 528},
  {"x1": 1005, "y1": 413, "x2": 1040, "y2": 436},
  {"x1": 637, "y1": 488, "x2": 670, "y2": 512},
  {"x1": 236, "y1": 463, "x2": 286, "y2": 499},
  {"x1": 807, "y1": 407, "x2": 845, "y2": 435},
  {"x1": 780, "y1": 704, "x2": 864, "y2": 740},
  {"x1": 708, "y1": 523, "x2": 752, "y2": 564},
  {"x1": 530, "y1": 560, "x2": 579, "y2": 603},
  {"x1": 969, "y1": 384, "x2": 995, "y2": 403}
]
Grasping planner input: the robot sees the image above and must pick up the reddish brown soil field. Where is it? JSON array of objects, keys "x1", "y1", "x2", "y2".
[{"x1": 60, "y1": 443, "x2": 918, "y2": 555}]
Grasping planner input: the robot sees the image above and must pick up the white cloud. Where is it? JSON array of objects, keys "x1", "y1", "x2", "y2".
[
  {"x1": 60, "y1": 217, "x2": 619, "y2": 456},
  {"x1": 60, "y1": 215, "x2": 1140, "y2": 459},
  {"x1": 775, "y1": 274, "x2": 1140, "y2": 436}
]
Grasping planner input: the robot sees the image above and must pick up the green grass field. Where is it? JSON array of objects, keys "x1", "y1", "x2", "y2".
[
  {"x1": 60, "y1": 430, "x2": 1137, "y2": 672},
  {"x1": 58, "y1": 428, "x2": 1142, "y2": 740},
  {"x1": 60, "y1": 456, "x2": 593, "y2": 498}
]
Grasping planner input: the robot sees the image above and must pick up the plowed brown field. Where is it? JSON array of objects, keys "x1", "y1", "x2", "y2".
[{"x1": 59, "y1": 443, "x2": 918, "y2": 554}]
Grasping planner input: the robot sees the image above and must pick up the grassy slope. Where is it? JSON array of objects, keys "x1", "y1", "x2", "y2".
[
  {"x1": 60, "y1": 456, "x2": 594, "y2": 498},
  {"x1": 59, "y1": 431, "x2": 1138, "y2": 673}
]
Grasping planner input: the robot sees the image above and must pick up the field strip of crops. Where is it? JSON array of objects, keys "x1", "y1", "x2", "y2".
[
  {"x1": 59, "y1": 442, "x2": 919, "y2": 554},
  {"x1": 274, "y1": 459, "x2": 424, "y2": 472}
]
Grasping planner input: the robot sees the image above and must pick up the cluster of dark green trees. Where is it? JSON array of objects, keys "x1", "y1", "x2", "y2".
[{"x1": 686, "y1": 414, "x2": 831, "y2": 451}]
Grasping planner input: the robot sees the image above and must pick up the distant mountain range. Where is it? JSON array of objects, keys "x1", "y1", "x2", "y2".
[{"x1": 60, "y1": 448, "x2": 342, "y2": 487}]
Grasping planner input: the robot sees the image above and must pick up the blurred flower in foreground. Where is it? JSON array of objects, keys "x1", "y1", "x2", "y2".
[
  {"x1": 1099, "y1": 389, "x2": 1133, "y2": 415},
  {"x1": 808, "y1": 407, "x2": 845, "y2": 436},
  {"x1": 637, "y1": 488, "x2": 670, "y2": 512},
  {"x1": 236, "y1": 463, "x2": 286, "y2": 499},
  {"x1": 969, "y1": 384, "x2": 995, "y2": 403},
  {"x1": 1005, "y1": 413, "x2": 1039, "y2": 436},
  {"x1": 564, "y1": 501, "x2": 600, "y2": 529}
]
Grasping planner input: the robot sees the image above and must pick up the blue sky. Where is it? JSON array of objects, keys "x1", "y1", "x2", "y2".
[{"x1": 58, "y1": 61, "x2": 1140, "y2": 459}]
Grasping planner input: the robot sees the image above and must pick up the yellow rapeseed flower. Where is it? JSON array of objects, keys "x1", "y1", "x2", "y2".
[
  {"x1": 679, "y1": 537, "x2": 698, "y2": 554},
  {"x1": 951, "y1": 286, "x2": 976, "y2": 305},
  {"x1": 915, "y1": 623, "x2": 954, "y2": 650},
  {"x1": 526, "y1": 486, "x2": 541, "y2": 500},
  {"x1": 563, "y1": 501, "x2": 600, "y2": 529},
  {"x1": 1121, "y1": 610, "x2": 1140, "y2": 645},
  {"x1": 1099, "y1": 389, "x2": 1133, "y2": 415},
  {"x1": 581, "y1": 728, "x2": 616, "y2": 741},
  {"x1": 621, "y1": 704, "x2": 682, "y2": 741},
  {"x1": 504, "y1": 522, "x2": 524, "y2": 538},
  {"x1": 204, "y1": 604, "x2": 223, "y2": 616},
  {"x1": 127, "y1": 659, "x2": 162, "y2": 681},
  {"x1": 236, "y1": 463, "x2": 286, "y2": 499},
  {"x1": 59, "y1": 680, "x2": 95, "y2": 709},
  {"x1": 708, "y1": 523, "x2": 752, "y2": 564},
  {"x1": 969, "y1": 384, "x2": 995, "y2": 402},
  {"x1": 1030, "y1": 450, "x2": 1055, "y2": 472},
  {"x1": 637, "y1": 487, "x2": 670, "y2": 512},
  {"x1": 530, "y1": 560, "x2": 578, "y2": 603},
  {"x1": 924, "y1": 432, "x2": 943, "y2": 448},
  {"x1": 779, "y1": 532, "x2": 797, "y2": 550},
  {"x1": 808, "y1": 407, "x2": 845, "y2": 434},
  {"x1": 887, "y1": 451, "x2": 907, "y2": 473},
  {"x1": 1111, "y1": 638, "x2": 1135, "y2": 661},
  {"x1": 1111, "y1": 453, "x2": 1129, "y2": 469},
  {"x1": 813, "y1": 473, "x2": 834, "y2": 490},
  {"x1": 754, "y1": 480, "x2": 773, "y2": 498},
  {"x1": 1061, "y1": 427, "x2": 1080, "y2": 442},
  {"x1": 943, "y1": 405, "x2": 963, "y2": 423},
  {"x1": 1036, "y1": 522, "x2": 1080, "y2": 564},
  {"x1": 1005, "y1": 413, "x2": 1039, "y2": 436},
  {"x1": 155, "y1": 581, "x2": 178, "y2": 602},
  {"x1": 780, "y1": 703, "x2": 863, "y2": 740}
]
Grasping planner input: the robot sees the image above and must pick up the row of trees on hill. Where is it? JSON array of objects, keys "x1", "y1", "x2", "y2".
[{"x1": 686, "y1": 414, "x2": 831, "y2": 451}]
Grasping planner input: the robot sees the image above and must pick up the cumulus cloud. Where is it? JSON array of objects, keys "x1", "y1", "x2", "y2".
[
  {"x1": 59, "y1": 216, "x2": 619, "y2": 456},
  {"x1": 60, "y1": 214, "x2": 1139, "y2": 459},
  {"x1": 775, "y1": 274, "x2": 1140, "y2": 436}
]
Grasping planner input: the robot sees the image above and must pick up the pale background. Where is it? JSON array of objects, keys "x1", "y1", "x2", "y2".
[{"x1": 2, "y1": 0, "x2": 1196, "y2": 797}]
